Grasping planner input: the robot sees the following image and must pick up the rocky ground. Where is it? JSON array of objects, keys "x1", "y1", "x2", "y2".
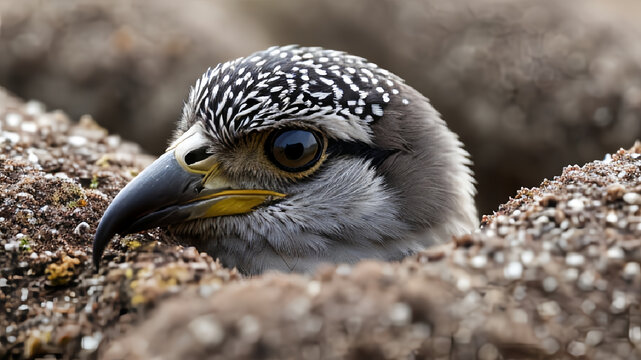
[
  {"x1": 0, "y1": 88, "x2": 240, "y2": 359},
  {"x1": 1, "y1": 86, "x2": 641, "y2": 359}
]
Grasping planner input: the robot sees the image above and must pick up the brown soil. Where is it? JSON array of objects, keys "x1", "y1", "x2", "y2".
[{"x1": 1, "y1": 87, "x2": 641, "y2": 359}]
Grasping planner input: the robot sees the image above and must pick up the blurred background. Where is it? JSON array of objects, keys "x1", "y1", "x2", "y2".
[{"x1": 0, "y1": 0, "x2": 640, "y2": 215}]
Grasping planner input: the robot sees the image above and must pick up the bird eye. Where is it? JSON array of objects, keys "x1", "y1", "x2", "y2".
[{"x1": 267, "y1": 129, "x2": 323, "y2": 172}]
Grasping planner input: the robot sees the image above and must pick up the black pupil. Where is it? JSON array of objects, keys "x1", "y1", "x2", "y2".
[
  {"x1": 271, "y1": 130, "x2": 320, "y2": 171},
  {"x1": 284, "y1": 143, "x2": 304, "y2": 160}
]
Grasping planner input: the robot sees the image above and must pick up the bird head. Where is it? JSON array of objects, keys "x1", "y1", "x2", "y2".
[{"x1": 93, "y1": 45, "x2": 477, "y2": 274}]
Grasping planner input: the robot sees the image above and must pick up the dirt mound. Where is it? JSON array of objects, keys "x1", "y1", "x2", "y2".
[{"x1": 1, "y1": 88, "x2": 641, "y2": 358}]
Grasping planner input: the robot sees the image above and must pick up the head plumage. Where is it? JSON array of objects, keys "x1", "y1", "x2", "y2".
[{"x1": 186, "y1": 45, "x2": 409, "y2": 145}]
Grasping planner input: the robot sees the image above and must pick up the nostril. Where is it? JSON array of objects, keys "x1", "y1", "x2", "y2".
[{"x1": 184, "y1": 146, "x2": 211, "y2": 165}]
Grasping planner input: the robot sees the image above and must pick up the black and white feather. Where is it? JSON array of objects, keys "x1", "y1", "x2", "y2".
[
  {"x1": 185, "y1": 45, "x2": 410, "y2": 146},
  {"x1": 169, "y1": 45, "x2": 479, "y2": 274}
]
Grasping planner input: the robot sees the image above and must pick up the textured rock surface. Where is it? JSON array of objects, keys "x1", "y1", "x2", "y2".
[
  {"x1": 1, "y1": 0, "x2": 640, "y2": 214},
  {"x1": 0, "y1": 89, "x2": 240, "y2": 359},
  {"x1": 102, "y1": 144, "x2": 641, "y2": 360},
  {"x1": 1, "y1": 87, "x2": 641, "y2": 358}
]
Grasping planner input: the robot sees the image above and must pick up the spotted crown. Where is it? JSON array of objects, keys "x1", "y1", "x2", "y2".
[{"x1": 188, "y1": 45, "x2": 410, "y2": 145}]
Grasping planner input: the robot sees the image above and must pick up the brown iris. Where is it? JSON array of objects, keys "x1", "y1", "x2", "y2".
[{"x1": 267, "y1": 129, "x2": 323, "y2": 172}]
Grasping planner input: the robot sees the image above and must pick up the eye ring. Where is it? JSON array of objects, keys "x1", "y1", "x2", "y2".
[{"x1": 265, "y1": 128, "x2": 324, "y2": 173}]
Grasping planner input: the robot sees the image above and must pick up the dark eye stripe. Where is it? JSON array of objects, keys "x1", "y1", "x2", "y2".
[{"x1": 326, "y1": 139, "x2": 397, "y2": 168}]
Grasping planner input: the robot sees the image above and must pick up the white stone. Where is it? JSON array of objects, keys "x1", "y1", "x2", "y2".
[
  {"x1": 81, "y1": 333, "x2": 102, "y2": 351},
  {"x1": 73, "y1": 222, "x2": 90, "y2": 235},
  {"x1": 68, "y1": 136, "x2": 87, "y2": 147},
  {"x1": 565, "y1": 252, "x2": 585, "y2": 267},
  {"x1": 542, "y1": 276, "x2": 558, "y2": 292},
  {"x1": 567, "y1": 341, "x2": 586, "y2": 357},
  {"x1": 470, "y1": 255, "x2": 487, "y2": 269},
  {"x1": 21, "y1": 122, "x2": 37, "y2": 133},
  {"x1": 25, "y1": 100, "x2": 45, "y2": 115},
  {"x1": 567, "y1": 198, "x2": 584, "y2": 211},
  {"x1": 503, "y1": 261, "x2": 523, "y2": 280},
  {"x1": 623, "y1": 262, "x2": 641, "y2": 280},
  {"x1": 187, "y1": 315, "x2": 225, "y2": 345},
  {"x1": 623, "y1": 192, "x2": 641, "y2": 205},
  {"x1": 1, "y1": 131, "x2": 20, "y2": 144},
  {"x1": 5, "y1": 112, "x2": 22, "y2": 127},
  {"x1": 388, "y1": 302, "x2": 412, "y2": 326},
  {"x1": 607, "y1": 247, "x2": 625, "y2": 260}
]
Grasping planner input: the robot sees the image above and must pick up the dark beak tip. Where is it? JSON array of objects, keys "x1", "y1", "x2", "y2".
[
  {"x1": 90, "y1": 151, "x2": 201, "y2": 267},
  {"x1": 92, "y1": 230, "x2": 109, "y2": 270},
  {"x1": 92, "y1": 212, "x2": 121, "y2": 270}
]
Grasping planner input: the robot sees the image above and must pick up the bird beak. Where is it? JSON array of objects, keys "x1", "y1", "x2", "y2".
[{"x1": 92, "y1": 123, "x2": 285, "y2": 267}]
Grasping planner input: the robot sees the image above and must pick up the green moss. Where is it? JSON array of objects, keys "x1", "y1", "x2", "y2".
[
  {"x1": 66, "y1": 198, "x2": 87, "y2": 208},
  {"x1": 89, "y1": 175, "x2": 99, "y2": 189},
  {"x1": 19, "y1": 236, "x2": 32, "y2": 252},
  {"x1": 51, "y1": 182, "x2": 88, "y2": 208},
  {"x1": 45, "y1": 255, "x2": 81, "y2": 286},
  {"x1": 120, "y1": 235, "x2": 142, "y2": 251}
]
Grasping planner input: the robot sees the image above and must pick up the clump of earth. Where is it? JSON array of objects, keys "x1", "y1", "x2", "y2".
[{"x1": 1, "y1": 87, "x2": 641, "y2": 359}]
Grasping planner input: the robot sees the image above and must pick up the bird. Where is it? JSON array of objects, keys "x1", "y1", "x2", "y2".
[{"x1": 93, "y1": 45, "x2": 478, "y2": 275}]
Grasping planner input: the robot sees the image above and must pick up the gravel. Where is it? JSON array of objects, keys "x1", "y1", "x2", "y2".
[{"x1": 1, "y1": 86, "x2": 641, "y2": 358}]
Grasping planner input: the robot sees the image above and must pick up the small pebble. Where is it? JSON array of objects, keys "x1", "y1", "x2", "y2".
[
  {"x1": 1, "y1": 131, "x2": 21, "y2": 143},
  {"x1": 25, "y1": 100, "x2": 45, "y2": 115},
  {"x1": 68, "y1": 136, "x2": 88, "y2": 147},
  {"x1": 581, "y1": 299, "x2": 596, "y2": 315},
  {"x1": 611, "y1": 290, "x2": 627, "y2": 313},
  {"x1": 520, "y1": 250, "x2": 534, "y2": 265},
  {"x1": 187, "y1": 315, "x2": 225, "y2": 346},
  {"x1": 542, "y1": 276, "x2": 558, "y2": 292},
  {"x1": 21, "y1": 122, "x2": 38, "y2": 133},
  {"x1": 623, "y1": 192, "x2": 641, "y2": 205},
  {"x1": 4, "y1": 241, "x2": 19, "y2": 252},
  {"x1": 335, "y1": 264, "x2": 351, "y2": 276},
  {"x1": 307, "y1": 281, "x2": 321, "y2": 296},
  {"x1": 622, "y1": 262, "x2": 641, "y2": 280},
  {"x1": 504, "y1": 261, "x2": 523, "y2": 280},
  {"x1": 565, "y1": 253, "x2": 585, "y2": 267},
  {"x1": 607, "y1": 247, "x2": 625, "y2": 260},
  {"x1": 73, "y1": 222, "x2": 90, "y2": 235},
  {"x1": 456, "y1": 277, "x2": 471, "y2": 291},
  {"x1": 630, "y1": 326, "x2": 641, "y2": 343},
  {"x1": 5, "y1": 112, "x2": 22, "y2": 127},
  {"x1": 388, "y1": 302, "x2": 412, "y2": 326},
  {"x1": 567, "y1": 198, "x2": 585, "y2": 211},
  {"x1": 477, "y1": 343, "x2": 500, "y2": 360},
  {"x1": 567, "y1": 341, "x2": 586, "y2": 357},
  {"x1": 542, "y1": 338, "x2": 560, "y2": 354},
  {"x1": 585, "y1": 329, "x2": 603, "y2": 346},
  {"x1": 538, "y1": 301, "x2": 561, "y2": 318},
  {"x1": 470, "y1": 255, "x2": 487, "y2": 269},
  {"x1": 81, "y1": 333, "x2": 102, "y2": 351},
  {"x1": 27, "y1": 151, "x2": 39, "y2": 164}
]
